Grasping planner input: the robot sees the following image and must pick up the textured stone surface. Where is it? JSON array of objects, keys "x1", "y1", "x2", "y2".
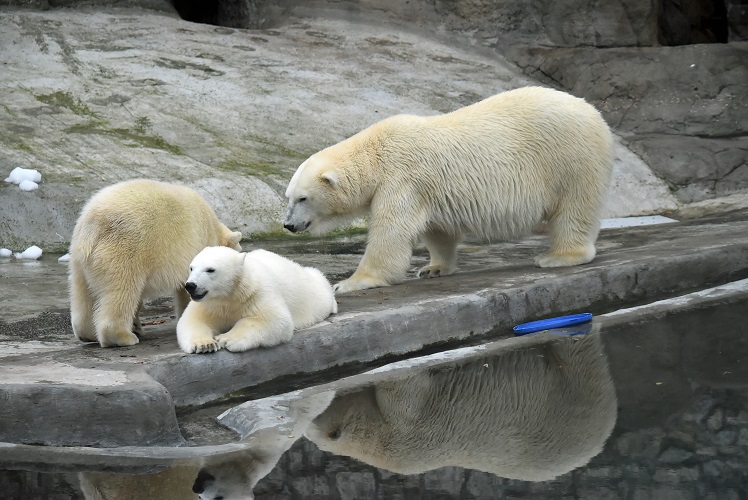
[
  {"x1": 0, "y1": 2, "x2": 687, "y2": 250},
  {"x1": 506, "y1": 43, "x2": 748, "y2": 203}
]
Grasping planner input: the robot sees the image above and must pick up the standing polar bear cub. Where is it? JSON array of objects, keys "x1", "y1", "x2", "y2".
[
  {"x1": 69, "y1": 179, "x2": 242, "y2": 348},
  {"x1": 284, "y1": 86, "x2": 614, "y2": 293},
  {"x1": 177, "y1": 247, "x2": 337, "y2": 354}
]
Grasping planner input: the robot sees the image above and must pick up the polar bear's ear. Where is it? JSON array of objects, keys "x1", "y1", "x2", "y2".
[
  {"x1": 228, "y1": 231, "x2": 242, "y2": 246},
  {"x1": 320, "y1": 171, "x2": 339, "y2": 188}
]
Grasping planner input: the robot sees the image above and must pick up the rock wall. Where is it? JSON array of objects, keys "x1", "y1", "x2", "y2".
[{"x1": 0, "y1": 4, "x2": 680, "y2": 250}]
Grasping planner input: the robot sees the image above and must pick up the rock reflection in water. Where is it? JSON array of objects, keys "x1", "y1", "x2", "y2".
[
  {"x1": 307, "y1": 330, "x2": 617, "y2": 481},
  {"x1": 79, "y1": 465, "x2": 200, "y2": 499},
  {"x1": 193, "y1": 391, "x2": 335, "y2": 500}
]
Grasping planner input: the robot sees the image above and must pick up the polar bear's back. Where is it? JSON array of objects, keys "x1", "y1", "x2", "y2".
[
  {"x1": 71, "y1": 179, "x2": 226, "y2": 296},
  {"x1": 247, "y1": 249, "x2": 336, "y2": 328},
  {"x1": 378, "y1": 86, "x2": 613, "y2": 240},
  {"x1": 309, "y1": 333, "x2": 617, "y2": 481}
]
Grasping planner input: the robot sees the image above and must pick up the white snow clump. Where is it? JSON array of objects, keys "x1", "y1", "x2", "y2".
[
  {"x1": 19, "y1": 179, "x2": 39, "y2": 191},
  {"x1": 4, "y1": 167, "x2": 42, "y2": 191},
  {"x1": 58, "y1": 253, "x2": 71, "y2": 262},
  {"x1": 0, "y1": 248, "x2": 12, "y2": 258},
  {"x1": 14, "y1": 245, "x2": 43, "y2": 260}
]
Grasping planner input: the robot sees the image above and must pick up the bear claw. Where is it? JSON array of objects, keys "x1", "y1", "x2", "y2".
[
  {"x1": 192, "y1": 340, "x2": 220, "y2": 354},
  {"x1": 417, "y1": 265, "x2": 454, "y2": 279}
]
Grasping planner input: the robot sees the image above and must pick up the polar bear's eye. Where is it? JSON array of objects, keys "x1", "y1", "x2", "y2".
[
  {"x1": 298, "y1": 196, "x2": 307, "y2": 202},
  {"x1": 328, "y1": 428, "x2": 341, "y2": 440},
  {"x1": 206, "y1": 268, "x2": 215, "y2": 273}
]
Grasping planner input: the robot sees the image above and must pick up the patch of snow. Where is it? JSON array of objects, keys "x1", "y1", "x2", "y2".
[
  {"x1": 14, "y1": 245, "x2": 43, "y2": 260},
  {"x1": 4, "y1": 167, "x2": 42, "y2": 185},
  {"x1": 0, "y1": 248, "x2": 12, "y2": 258},
  {"x1": 58, "y1": 253, "x2": 71, "y2": 262},
  {"x1": 18, "y1": 179, "x2": 39, "y2": 191}
]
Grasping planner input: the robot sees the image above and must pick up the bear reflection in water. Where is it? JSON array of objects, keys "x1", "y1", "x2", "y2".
[
  {"x1": 189, "y1": 330, "x2": 617, "y2": 498},
  {"x1": 307, "y1": 330, "x2": 617, "y2": 481}
]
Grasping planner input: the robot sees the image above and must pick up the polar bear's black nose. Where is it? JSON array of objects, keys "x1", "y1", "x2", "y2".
[
  {"x1": 185, "y1": 282, "x2": 197, "y2": 293},
  {"x1": 284, "y1": 222, "x2": 298, "y2": 233}
]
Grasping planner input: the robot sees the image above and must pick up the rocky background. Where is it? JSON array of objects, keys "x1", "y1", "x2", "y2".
[{"x1": 1, "y1": 0, "x2": 746, "y2": 251}]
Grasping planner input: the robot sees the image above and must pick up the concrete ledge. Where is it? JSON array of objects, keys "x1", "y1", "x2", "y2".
[{"x1": 0, "y1": 367, "x2": 184, "y2": 447}]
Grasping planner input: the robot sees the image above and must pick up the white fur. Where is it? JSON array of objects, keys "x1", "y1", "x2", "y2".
[
  {"x1": 284, "y1": 86, "x2": 614, "y2": 293},
  {"x1": 306, "y1": 333, "x2": 617, "y2": 481},
  {"x1": 177, "y1": 247, "x2": 337, "y2": 354},
  {"x1": 69, "y1": 179, "x2": 242, "y2": 348}
]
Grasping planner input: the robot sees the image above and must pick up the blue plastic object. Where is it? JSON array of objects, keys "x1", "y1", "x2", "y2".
[{"x1": 513, "y1": 313, "x2": 593, "y2": 336}]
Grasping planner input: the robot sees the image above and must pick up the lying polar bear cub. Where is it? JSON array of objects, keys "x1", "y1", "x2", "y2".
[{"x1": 177, "y1": 247, "x2": 337, "y2": 354}]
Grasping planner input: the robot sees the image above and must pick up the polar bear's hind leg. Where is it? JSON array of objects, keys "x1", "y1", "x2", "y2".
[
  {"x1": 417, "y1": 229, "x2": 459, "y2": 278},
  {"x1": 93, "y1": 274, "x2": 143, "y2": 347},
  {"x1": 70, "y1": 267, "x2": 97, "y2": 342},
  {"x1": 534, "y1": 194, "x2": 600, "y2": 268}
]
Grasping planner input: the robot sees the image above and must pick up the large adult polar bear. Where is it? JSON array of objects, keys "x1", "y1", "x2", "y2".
[
  {"x1": 69, "y1": 179, "x2": 242, "y2": 348},
  {"x1": 177, "y1": 246, "x2": 337, "y2": 353},
  {"x1": 306, "y1": 332, "x2": 617, "y2": 481},
  {"x1": 284, "y1": 86, "x2": 614, "y2": 293}
]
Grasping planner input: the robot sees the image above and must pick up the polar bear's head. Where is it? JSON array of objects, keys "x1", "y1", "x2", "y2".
[
  {"x1": 283, "y1": 148, "x2": 369, "y2": 236},
  {"x1": 306, "y1": 386, "x2": 404, "y2": 471},
  {"x1": 184, "y1": 246, "x2": 244, "y2": 302},
  {"x1": 192, "y1": 461, "x2": 258, "y2": 500}
]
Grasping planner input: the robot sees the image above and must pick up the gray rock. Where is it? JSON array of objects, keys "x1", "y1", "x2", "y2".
[
  {"x1": 421, "y1": 467, "x2": 465, "y2": 494},
  {"x1": 652, "y1": 466, "x2": 700, "y2": 483},
  {"x1": 506, "y1": 43, "x2": 748, "y2": 204},
  {"x1": 575, "y1": 487, "x2": 620, "y2": 500},
  {"x1": 659, "y1": 447, "x2": 694, "y2": 464},
  {"x1": 616, "y1": 429, "x2": 665, "y2": 459},
  {"x1": 703, "y1": 460, "x2": 728, "y2": 478},
  {"x1": 737, "y1": 428, "x2": 748, "y2": 446},
  {"x1": 725, "y1": 410, "x2": 748, "y2": 426},
  {"x1": 632, "y1": 487, "x2": 696, "y2": 500},
  {"x1": 335, "y1": 471, "x2": 377, "y2": 499},
  {"x1": 682, "y1": 396, "x2": 717, "y2": 423},
  {"x1": 706, "y1": 409, "x2": 724, "y2": 432},
  {"x1": 465, "y1": 472, "x2": 506, "y2": 499},
  {"x1": 715, "y1": 429, "x2": 737, "y2": 447}
]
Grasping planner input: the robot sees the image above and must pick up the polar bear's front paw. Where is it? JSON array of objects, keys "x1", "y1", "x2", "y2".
[
  {"x1": 417, "y1": 264, "x2": 456, "y2": 279},
  {"x1": 99, "y1": 330, "x2": 140, "y2": 348},
  {"x1": 190, "y1": 337, "x2": 221, "y2": 354},
  {"x1": 333, "y1": 276, "x2": 388, "y2": 294},
  {"x1": 216, "y1": 333, "x2": 257, "y2": 353},
  {"x1": 534, "y1": 248, "x2": 595, "y2": 268}
]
